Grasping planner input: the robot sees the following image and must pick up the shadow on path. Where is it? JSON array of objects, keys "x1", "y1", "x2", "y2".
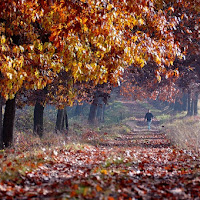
[{"x1": 95, "y1": 142, "x2": 171, "y2": 149}]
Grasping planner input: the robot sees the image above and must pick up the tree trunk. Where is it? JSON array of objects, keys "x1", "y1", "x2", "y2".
[
  {"x1": 55, "y1": 109, "x2": 64, "y2": 132},
  {"x1": 174, "y1": 99, "x2": 180, "y2": 111},
  {"x1": 194, "y1": 92, "x2": 198, "y2": 116},
  {"x1": 96, "y1": 97, "x2": 106, "y2": 122},
  {"x1": 64, "y1": 107, "x2": 68, "y2": 131},
  {"x1": 169, "y1": 103, "x2": 174, "y2": 110},
  {"x1": 55, "y1": 107, "x2": 68, "y2": 133},
  {"x1": 102, "y1": 104, "x2": 106, "y2": 122},
  {"x1": 2, "y1": 98, "x2": 16, "y2": 148},
  {"x1": 88, "y1": 90, "x2": 109, "y2": 124},
  {"x1": 97, "y1": 105, "x2": 102, "y2": 121},
  {"x1": 97, "y1": 97, "x2": 103, "y2": 122},
  {"x1": 187, "y1": 91, "x2": 191, "y2": 116},
  {"x1": 0, "y1": 97, "x2": 3, "y2": 149},
  {"x1": 74, "y1": 103, "x2": 83, "y2": 116},
  {"x1": 182, "y1": 93, "x2": 187, "y2": 111},
  {"x1": 33, "y1": 101, "x2": 44, "y2": 137},
  {"x1": 88, "y1": 101, "x2": 98, "y2": 124},
  {"x1": 88, "y1": 91, "x2": 99, "y2": 124},
  {"x1": 190, "y1": 99, "x2": 194, "y2": 116}
]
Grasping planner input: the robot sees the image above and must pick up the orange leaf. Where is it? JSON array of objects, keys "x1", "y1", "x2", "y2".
[
  {"x1": 70, "y1": 190, "x2": 76, "y2": 197},
  {"x1": 96, "y1": 184, "x2": 103, "y2": 192},
  {"x1": 101, "y1": 169, "x2": 108, "y2": 175},
  {"x1": 2, "y1": 166, "x2": 7, "y2": 172}
]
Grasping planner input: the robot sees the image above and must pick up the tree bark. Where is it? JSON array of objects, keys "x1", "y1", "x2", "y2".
[
  {"x1": 187, "y1": 91, "x2": 191, "y2": 116},
  {"x1": 88, "y1": 90, "x2": 109, "y2": 124},
  {"x1": 194, "y1": 92, "x2": 198, "y2": 116},
  {"x1": 2, "y1": 98, "x2": 16, "y2": 148},
  {"x1": 169, "y1": 102, "x2": 174, "y2": 110},
  {"x1": 102, "y1": 104, "x2": 106, "y2": 122},
  {"x1": 174, "y1": 99, "x2": 182, "y2": 111},
  {"x1": 64, "y1": 107, "x2": 68, "y2": 131},
  {"x1": 88, "y1": 90, "x2": 103, "y2": 124},
  {"x1": 190, "y1": 99, "x2": 194, "y2": 116},
  {"x1": 96, "y1": 98, "x2": 103, "y2": 122},
  {"x1": 55, "y1": 107, "x2": 68, "y2": 133},
  {"x1": 96, "y1": 97, "x2": 106, "y2": 122},
  {"x1": 88, "y1": 100, "x2": 98, "y2": 124},
  {"x1": 33, "y1": 101, "x2": 44, "y2": 137},
  {"x1": 55, "y1": 109, "x2": 64, "y2": 132},
  {"x1": 182, "y1": 93, "x2": 187, "y2": 111}
]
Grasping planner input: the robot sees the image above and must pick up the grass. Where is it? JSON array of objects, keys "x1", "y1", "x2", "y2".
[
  {"x1": 165, "y1": 116, "x2": 200, "y2": 154},
  {"x1": 67, "y1": 100, "x2": 133, "y2": 139},
  {"x1": 104, "y1": 101, "x2": 133, "y2": 124},
  {"x1": 0, "y1": 131, "x2": 68, "y2": 182},
  {"x1": 139, "y1": 100, "x2": 200, "y2": 154}
]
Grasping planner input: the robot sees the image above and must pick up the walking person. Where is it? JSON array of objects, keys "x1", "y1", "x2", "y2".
[{"x1": 144, "y1": 109, "x2": 154, "y2": 130}]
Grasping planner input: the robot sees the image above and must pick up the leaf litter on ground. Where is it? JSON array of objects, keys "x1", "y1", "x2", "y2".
[{"x1": 0, "y1": 129, "x2": 200, "y2": 200}]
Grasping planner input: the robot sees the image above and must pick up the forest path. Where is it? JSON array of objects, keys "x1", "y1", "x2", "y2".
[
  {"x1": 121, "y1": 100, "x2": 161, "y2": 131},
  {"x1": 1, "y1": 102, "x2": 200, "y2": 199},
  {"x1": 106, "y1": 100, "x2": 170, "y2": 149}
]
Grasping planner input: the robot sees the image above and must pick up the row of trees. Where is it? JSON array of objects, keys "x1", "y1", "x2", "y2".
[
  {"x1": 0, "y1": 0, "x2": 200, "y2": 148},
  {"x1": 170, "y1": 92, "x2": 199, "y2": 116},
  {"x1": 150, "y1": 90, "x2": 199, "y2": 117},
  {"x1": 120, "y1": 0, "x2": 200, "y2": 115}
]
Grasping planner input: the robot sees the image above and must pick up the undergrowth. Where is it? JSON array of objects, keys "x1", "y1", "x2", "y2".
[
  {"x1": 165, "y1": 116, "x2": 200, "y2": 154},
  {"x1": 0, "y1": 131, "x2": 68, "y2": 182}
]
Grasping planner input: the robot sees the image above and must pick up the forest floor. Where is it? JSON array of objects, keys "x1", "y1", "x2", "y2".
[{"x1": 0, "y1": 101, "x2": 200, "y2": 199}]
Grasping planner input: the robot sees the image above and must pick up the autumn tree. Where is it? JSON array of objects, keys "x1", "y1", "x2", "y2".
[
  {"x1": 0, "y1": 0, "x2": 184, "y2": 148},
  {"x1": 0, "y1": 0, "x2": 61, "y2": 147},
  {"x1": 55, "y1": 107, "x2": 68, "y2": 133},
  {"x1": 120, "y1": 0, "x2": 200, "y2": 113},
  {"x1": 154, "y1": 0, "x2": 200, "y2": 115},
  {"x1": 88, "y1": 84, "x2": 110, "y2": 124}
]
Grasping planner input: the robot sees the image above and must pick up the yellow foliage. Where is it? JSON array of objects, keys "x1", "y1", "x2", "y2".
[
  {"x1": 107, "y1": 4, "x2": 113, "y2": 11},
  {"x1": 155, "y1": 56, "x2": 161, "y2": 65},
  {"x1": 0, "y1": 0, "x2": 191, "y2": 103},
  {"x1": 100, "y1": 169, "x2": 108, "y2": 175},
  {"x1": 1, "y1": 35, "x2": 6, "y2": 44},
  {"x1": 35, "y1": 69, "x2": 40, "y2": 78}
]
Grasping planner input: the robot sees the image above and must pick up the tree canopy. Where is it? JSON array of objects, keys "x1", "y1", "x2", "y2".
[{"x1": 0, "y1": 0, "x2": 186, "y2": 104}]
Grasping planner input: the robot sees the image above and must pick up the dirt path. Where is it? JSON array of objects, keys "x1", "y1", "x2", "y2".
[
  {"x1": 0, "y1": 102, "x2": 200, "y2": 199},
  {"x1": 121, "y1": 100, "x2": 161, "y2": 131}
]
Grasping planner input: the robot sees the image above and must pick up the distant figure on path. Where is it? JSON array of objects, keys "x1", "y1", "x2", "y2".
[{"x1": 144, "y1": 109, "x2": 154, "y2": 130}]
